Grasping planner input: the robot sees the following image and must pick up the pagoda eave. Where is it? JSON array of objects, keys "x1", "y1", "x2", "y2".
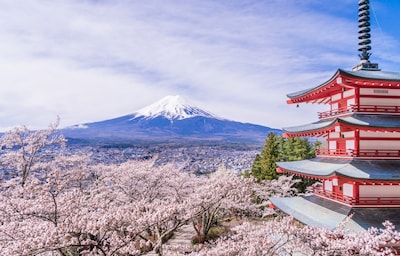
[
  {"x1": 287, "y1": 69, "x2": 400, "y2": 104},
  {"x1": 270, "y1": 196, "x2": 400, "y2": 232},
  {"x1": 276, "y1": 158, "x2": 400, "y2": 181},
  {"x1": 283, "y1": 125, "x2": 400, "y2": 138},
  {"x1": 277, "y1": 166, "x2": 400, "y2": 186},
  {"x1": 287, "y1": 70, "x2": 342, "y2": 104},
  {"x1": 283, "y1": 114, "x2": 400, "y2": 137},
  {"x1": 341, "y1": 69, "x2": 400, "y2": 86},
  {"x1": 276, "y1": 167, "x2": 328, "y2": 180}
]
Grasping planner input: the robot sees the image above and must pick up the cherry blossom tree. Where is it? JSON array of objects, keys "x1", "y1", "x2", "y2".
[
  {"x1": 1, "y1": 160, "x2": 145, "y2": 254},
  {"x1": 0, "y1": 118, "x2": 65, "y2": 186},
  {"x1": 178, "y1": 216, "x2": 400, "y2": 256},
  {"x1": 2, "y1": 122, "x2": 399, "y2": 255},
  {"x1": 95, "y1": 160, "x2": 197, "y2": 254},
  {"x1": 188, "y1": 170, "x2": 259, "y2": 244},
  {"x1": 0, "y1": 151, "x2": 287, "y2": 255},
  {"x1": 0, "y1": 127, "x2": 198, "y2": 256}
]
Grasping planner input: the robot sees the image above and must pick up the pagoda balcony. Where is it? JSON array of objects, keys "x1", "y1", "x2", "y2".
[
  {"x1": 316, "y1": 148, "x2": 400, "y2": 158},
  {"x1": 316, "y1": 148, "x2": 354, "y2": 157},
  {"x1": 312, "y1": 187, "x2": 400, "y2": 207},
  {"x1": 318, "y1": 104, "x2": 400, "y2": 119},
  {"x1": 358, "y1": 149, "x2": 400, "y2": 158}
]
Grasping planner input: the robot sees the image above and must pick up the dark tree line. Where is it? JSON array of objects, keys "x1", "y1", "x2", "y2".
[{"x1": 248, "y1": 132, "x2": 320, "y2": 191}]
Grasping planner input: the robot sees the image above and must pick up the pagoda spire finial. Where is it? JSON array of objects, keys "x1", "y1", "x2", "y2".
[
  {"x1": 358, "y1": 0, "x2": 372, "y2": 61},
  {"x1": 352, "y1": 0, "x2": 380, "y2": 71}
]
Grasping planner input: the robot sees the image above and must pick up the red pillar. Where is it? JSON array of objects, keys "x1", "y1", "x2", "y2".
[
  {"x1": 354, "y1": 129, "x2": 360, "y2": 157},
  {"x1": 352, "y1": 181, "x2": 359, "y2": 205}
]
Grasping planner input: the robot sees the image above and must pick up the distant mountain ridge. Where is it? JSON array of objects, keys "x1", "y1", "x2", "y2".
[{"x1": 63, "y1": 95, "x2": 281, "y2": 144}]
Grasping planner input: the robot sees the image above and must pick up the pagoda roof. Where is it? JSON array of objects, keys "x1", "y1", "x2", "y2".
[
  {"x1": 269, "y1": 195, "x2": 356, "y2": 231},
  {"x1": 287, "y1": 69, "x2": 400, "y2": 104},
  {"x1": 342, "y1": 69, "x2": 400, "y2": 81},
  {"x1": 283, "y1": 114, "x2": 400, "y2": 135},
  {"x1": 276, "y1": 158, "x2": 400, "y2": 180},
  {"x1": 270, "y1": 195, "x2": 400, "y2": 232}
]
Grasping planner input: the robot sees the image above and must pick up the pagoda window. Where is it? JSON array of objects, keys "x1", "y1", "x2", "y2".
[
  {"x1": 342, "y1": 131, "x2": 354, "y2": 138},
  {"x1": 358, "y1": 135, "x2": 400, "y2": 157},
  {"x1": 347, "y1": 98, "x2": 355, "y2": 108},
  {"x1": 331, "y1": 102, "x2": 338, "y2": 111},
  {"x1": 320, "y1": 90, "x2": 357, "y2": 118},
  {"x1": 360, "y1": 88, "x2": 400, "y2": 96},
  {"x1": 343, "y1": 88, "x2": 355, "y2": 98},
  {"x1": 343, "y1": 183, "x2": 354, "y2": 198},
  {"x1": 360, "y1": 97, "x2": 400, "y2": 107},
  {"x1": 359, "y1": 185, "x2": 400, "y2": 198},
  {"x1": 331, "y1": 93, "x2": 342, "y2": 101},
  {"x1": 345, "y1": 140, "x2": 354, "y2": 151},
  {"x1": 360, "y1": 140, "x2": 400, "y2": 150},
  {"x1": 373, "y1": 89, "x2": 389, "y2": 94},
  {"x1": 329, "y1": 132, "x2": 340, "y2": 138},
  {"x1": 360, "y1": 131, "x2": 400, "y2": 138},
  {"x1": 356, "y1": 88, "x2": 400, "y2": 113},
  {"x1": 328, "y1": 141, "x2": 336, "y2": 152},
  {"x1": 324, "y1": 180, "x2": 333, "y2": 192}
]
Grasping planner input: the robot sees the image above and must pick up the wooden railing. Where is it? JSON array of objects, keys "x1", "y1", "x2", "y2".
[
  {"x1": 313, "y1": 187, "x2": 354, "y2": 204},
  {"x1": 316, "y1": 149, "x2": 400, "y2": 158},
  {"x1": 318, "y1": 104, "x2": 400, "y2": 119},
  {"x1": 313, "y1": 187, "x2": 400, "y2": 206},
  {"x1": 318, "y1": 106, "x2": 353, "y2": 119},
  {"x1": 316, "y1": 149, "x2": 354, "y2": 157},
  {"x1": 356, "y1": 197, "x2": 400, "y2": 205},
  {"x1": 358, "y1": 150, "x2": 400, "y2": 158},
  {"x1": 356, "y1": 105, "x2": 400, "y2": 113}
]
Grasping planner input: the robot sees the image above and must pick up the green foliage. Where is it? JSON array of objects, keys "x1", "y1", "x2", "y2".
[
  {"x1": 250, "y1": 133, "x2": 319, "y2": 187},
  {"x1": 294, "y1": 177, "x2": 316, "y2": 193},
  {"x1": 250, "y1": 132, "x2": 279, "y2": 182},
  {"x1": 279, "y1": 137, "x2": 315, "y2": 161}
]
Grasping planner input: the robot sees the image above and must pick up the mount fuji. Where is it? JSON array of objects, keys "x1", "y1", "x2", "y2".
[{"x1": 63, "y1": 95, "x2": 281, "y2": 144}]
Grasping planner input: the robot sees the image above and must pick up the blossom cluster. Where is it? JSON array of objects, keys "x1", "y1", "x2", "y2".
[{"x1": 1, "y1": 123, "x2": 399, "y2": 255}]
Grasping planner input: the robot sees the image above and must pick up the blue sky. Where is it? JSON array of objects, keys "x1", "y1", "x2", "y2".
[{"x1": 0, "y1": 0, "x2": 399, "y2": 131}]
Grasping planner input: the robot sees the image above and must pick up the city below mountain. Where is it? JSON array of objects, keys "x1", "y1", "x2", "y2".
[{"x1": 62, "y1": 95, "x2": 281, "y2": 145}]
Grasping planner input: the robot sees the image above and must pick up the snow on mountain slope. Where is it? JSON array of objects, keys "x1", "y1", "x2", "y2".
[{"x1": 132, "y1": 95, "x2": 217, "y2": 120}]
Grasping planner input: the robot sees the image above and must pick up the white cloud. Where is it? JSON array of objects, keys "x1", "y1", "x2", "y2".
[{"x1": 0, "y1": 0, "x2": 399, "y2": 131}]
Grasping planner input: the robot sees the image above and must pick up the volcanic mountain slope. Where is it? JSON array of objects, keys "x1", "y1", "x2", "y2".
[{"x1": 63, "y1": 95, "x2": 281, "y2": 144}]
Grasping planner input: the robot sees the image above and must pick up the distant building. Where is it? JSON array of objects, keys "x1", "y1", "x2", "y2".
[{"x1": 270, "y1": 0, "x2": 400, "y2": 231}]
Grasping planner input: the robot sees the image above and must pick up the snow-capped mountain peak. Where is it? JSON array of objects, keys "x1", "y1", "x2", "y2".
[
  {"x1": 133, "y1": 95, "x2": 216, "y2": 120},
  {"x1": 62, "y1": 94, "x2": 280, "y2": 143}
]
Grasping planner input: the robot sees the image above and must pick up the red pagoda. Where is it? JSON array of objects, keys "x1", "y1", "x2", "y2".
[{"x1": 270, "y1": 0, "x2": 400, "y2": 231}]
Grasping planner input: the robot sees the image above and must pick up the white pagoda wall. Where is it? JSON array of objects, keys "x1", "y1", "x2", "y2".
[
  {"x1": 359, "y1": 97, "x2": 400, "y2": 106},
  {"x1": 359, "y1": 185, "x2": 400, "y2": 197},
  {"x1": 360, "y1": 131, "x2": 400, "y2": 138},
  {"x1": 345, "y1": 140, "x2": 354, "y2": 150},
  {"x1": 343, "y1": 89, "x2": 355, "y2": 98},
  {"x1": 331, "y1": 93, "x2": 342, "y2": 102},
  {"x1": 325, "y1": 130, "x2": 400, "y2": 156},
  {"x1": 359, "y1": 88, "x2": 400, "y2": 107},
  {"x1": 359, "y1": 131, "x2": 400, "y2": 151},
  {"x1": 324, "y1": 180, "x2": 333, "y2": 192},
  {"x1": 330, "y1": 89, "x2": 355, "y2": 111},
  {"x1": 360, "y1": 88, "x2": 400, "y2": 96},
  {"x1": 359, "y1": 140, "x2": 399, "y2": 150},
  {"x1": 343, "y1": 183, "x2": 353, "y2": 197}
]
